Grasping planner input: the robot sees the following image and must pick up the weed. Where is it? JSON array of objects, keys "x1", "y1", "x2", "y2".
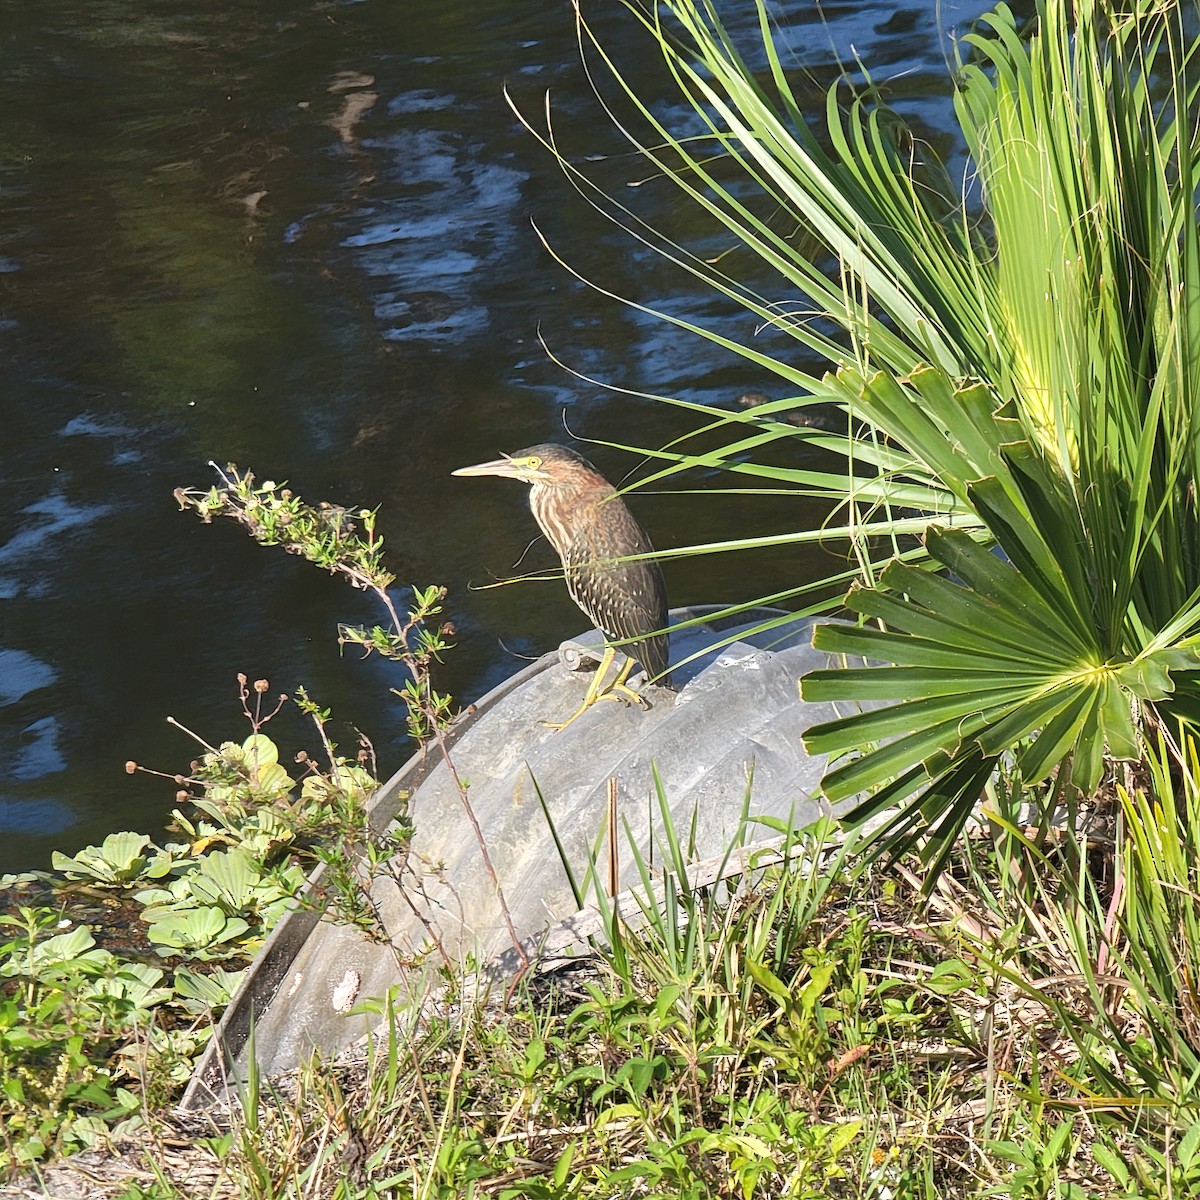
[{"x1": 0, "y1": 681, "x2": 387, "y2": 1175}]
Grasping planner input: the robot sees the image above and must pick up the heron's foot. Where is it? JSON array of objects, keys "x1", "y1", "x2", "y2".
[
  {"x1": 542, "y1": 648, "x2": 650, "y2": 731},
  {"x1": 599, "y1": 679, "x2": 651, "y2": 709},
  {"x1": 540, "y1": 681, "x2": 649, "y2": 731}
]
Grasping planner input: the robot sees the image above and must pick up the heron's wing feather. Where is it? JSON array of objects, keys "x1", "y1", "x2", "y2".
[{"x1": 564, "y1": 501, "x2": 670, "y2": 681}]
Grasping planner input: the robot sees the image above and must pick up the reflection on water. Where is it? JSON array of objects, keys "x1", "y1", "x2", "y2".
[
  {"x1": 0, "y1": 650, "x2": 56, "y2": 707},
  {"x1": 0, "y1": 0, "x2": 992, "y2": 870}
]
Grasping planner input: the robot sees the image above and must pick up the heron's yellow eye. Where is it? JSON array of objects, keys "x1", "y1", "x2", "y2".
[{"x1": 527, "y1": 456, "x2": 542, "y2": 469}]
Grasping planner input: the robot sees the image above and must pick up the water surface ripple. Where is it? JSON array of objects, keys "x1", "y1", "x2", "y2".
[{"x1": 1, "y1": 0, "x2": 991, "y2": 869}]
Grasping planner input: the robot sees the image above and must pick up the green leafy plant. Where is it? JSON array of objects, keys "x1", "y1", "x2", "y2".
[
  {"x1": 1094, "y1": 1121, "x2": 1200, "y2": 1198},
  {"x1": 143, "y1": 906, "x2": 252, "y2": 959},
  {"x1": 0, "y1": 681, "x2": 394, "y2": 1174},
  {"x1": 0, "y1": 908, "x2": 143, "y2": 1165},
  {"x1": 51, "y1": 832, "x2": 176, "y2": 887},
  {"x1": 171, "y1": 965, "x2": 245, "y2": 1015},
  {"x1": 530, "y1": 0, "x2": 1200, "y2": 868},
  {"x1": 988, "y1": 1118, "x2": 1084, "y2": 1200}
]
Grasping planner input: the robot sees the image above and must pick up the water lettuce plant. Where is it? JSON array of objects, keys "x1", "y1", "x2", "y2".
[
  {"x1": 51, "y1": 832, "x2": 176, "y2": 887},
  {"x1": 0, "y1": 694, "x2": 379, "y2": 1170},
  {"x1": 538, "y1": 0, "x2": 1200, "y2": 869}
]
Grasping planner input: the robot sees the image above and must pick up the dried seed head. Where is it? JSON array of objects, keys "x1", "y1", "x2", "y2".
[
  {"x1": 176, "y1": 790, "x2": 189, "y2": 803},
  {"x1": 125, "y1": 760, "x2": 138, "y2": 774},
  {"x1": 254, "y1": 679, "x2": 269, "y2": 694},
  {"x1": 237, "y1": 672, "x2": 248, "y2": 686}
]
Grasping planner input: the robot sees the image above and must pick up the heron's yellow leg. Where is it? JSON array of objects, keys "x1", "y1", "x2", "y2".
[
  {"x1": 543, "y1": 647, "x2": 648, "y2": 731},
  {"x1": 594, "y1": 653, "x2": 649, "y2": 709}
]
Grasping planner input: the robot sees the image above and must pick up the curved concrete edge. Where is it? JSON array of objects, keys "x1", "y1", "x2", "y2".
[
  {"x1": 179, "y1": 605, "x2": 835, "y2": 1112},
  {"x1": 179, "y1": 647, "x2": 556, "y2": 1112}
]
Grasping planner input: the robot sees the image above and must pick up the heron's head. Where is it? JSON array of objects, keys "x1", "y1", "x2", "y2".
[{"x1": 451, "y1": 443, "x2": 598, "y2": 489}]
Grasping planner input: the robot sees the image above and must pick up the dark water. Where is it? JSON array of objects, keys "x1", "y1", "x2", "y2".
[{"x1": 1, "y1": 0, "x2": 989, "y2": 872}]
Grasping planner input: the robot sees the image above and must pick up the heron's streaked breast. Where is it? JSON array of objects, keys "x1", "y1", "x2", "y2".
[{"x1": 529, "y1": 482, "x2": 577, "y2": 561}]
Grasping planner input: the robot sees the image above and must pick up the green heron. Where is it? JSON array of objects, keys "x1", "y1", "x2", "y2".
[{"x1": 452, "y1": 443, "x2": 671, "y2": 725}]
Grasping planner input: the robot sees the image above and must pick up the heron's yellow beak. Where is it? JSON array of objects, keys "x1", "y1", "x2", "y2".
[{"x1": 451, "y1": 455, "x2": 519, "y2": 478}]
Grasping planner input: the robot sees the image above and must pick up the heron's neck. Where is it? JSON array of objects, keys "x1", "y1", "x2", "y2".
[{"x1": 529, "y1": 476, "x2": 612, "y2": 555}]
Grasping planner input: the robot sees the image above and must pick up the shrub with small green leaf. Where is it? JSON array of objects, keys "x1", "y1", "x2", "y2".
[
  {"x1": 175, "y1": 466, "x2": 457, "y2": 742},
  {"x1": 174, "y1": 468, "x2": 531, "y2": 968}
]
